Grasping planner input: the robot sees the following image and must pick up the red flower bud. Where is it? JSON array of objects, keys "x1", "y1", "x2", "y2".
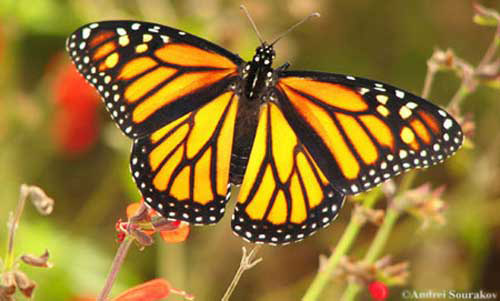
[{"x1": 368, "y1": 281, "x2": 388, "y2": 300}]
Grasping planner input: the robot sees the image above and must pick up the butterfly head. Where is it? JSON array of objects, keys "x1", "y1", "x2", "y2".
[{"x1": 252, "y1": 43, "x2": 275, "y2": 67}]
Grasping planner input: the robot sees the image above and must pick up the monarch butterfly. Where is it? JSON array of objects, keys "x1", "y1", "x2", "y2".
[{"x1": 66, "y1": 11, "x2": 463, "y2": 245}]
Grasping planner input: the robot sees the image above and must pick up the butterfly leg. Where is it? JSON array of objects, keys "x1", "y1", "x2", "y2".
[{"x1": 276, "y1": 62, "x2": 290, "y2": 71}]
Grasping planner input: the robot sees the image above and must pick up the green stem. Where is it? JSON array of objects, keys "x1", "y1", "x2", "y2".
[
  {"x1": 340, "y1": 207, "x2": 401, "y2": 301},
  {"x1": 339, "y1": 171, "x2": 417, "y2": 301},
  {"x1": 301, "y1": 189, "x2": 381, "y2": 301},
  {"x1": 399, "y1": 170, "x2": 417, "y2": 192},
  {"x1": 421, "y1": 64, "x2": 437, "y2": 99},
  {"x1": 364, "y1": 208, "x2": 400, "y2": 263},
  {"x1": 447, "y1": 82, "x2": 470, "y2": 112}
]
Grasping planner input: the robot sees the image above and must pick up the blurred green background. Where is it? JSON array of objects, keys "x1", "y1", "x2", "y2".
[{"x1": 0, "y1": 0, "x2": 499, "y2": 300}]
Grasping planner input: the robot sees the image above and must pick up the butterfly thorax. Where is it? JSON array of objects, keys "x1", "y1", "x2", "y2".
[
  {"x1": 230, "y1": 44, "x2": 276, "y2": 185},
  {"x1": 242, "y1": 44, "x2": 275, "y2": 100}
]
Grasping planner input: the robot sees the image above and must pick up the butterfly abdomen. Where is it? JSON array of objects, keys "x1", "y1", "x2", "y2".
[
  {"x1": 230, "y1": 150, "x2": 250, "y2": 185},
  {"x1": 229, "y1": 96, "x2": 260, "y2": 185}
]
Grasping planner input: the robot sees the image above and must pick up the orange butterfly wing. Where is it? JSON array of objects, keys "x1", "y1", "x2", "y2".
[
  {"x1": 66, "y1": 21, "x2": 242, "y2": 138},
  {"x1": 233, "y1": 102, "x2": 345, "y2": 245},
  {"x1": 132, "y1": 91, "x2": 239, "y2": 224},
  {"x1": 275, "y1": 72, "x2": 463, "y2": 195},
  {"x1": 67, "y1": 21, "x2": 244, "y2": 224}
]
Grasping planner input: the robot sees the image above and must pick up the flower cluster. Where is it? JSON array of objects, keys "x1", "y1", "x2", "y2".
[
  {"x1": 335, "y1": 255, "x2": 409, "y2": 288},
  {"x1": 116, "y1": 200, "x2": 190, "y2": 247},
  {"x1": 398, "y1": 184, "x2": 448, "y2": 229},
  {"x1": 90, "y1": 200, "x2": 193, "y2": 301}
]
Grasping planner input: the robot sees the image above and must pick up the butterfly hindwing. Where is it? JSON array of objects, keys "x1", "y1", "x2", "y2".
[
  {"x1": 131, "y1": 91, "x2": 239, "y2": 224},
  {"x1": 66, "y1": 21, "x2": 243, "y2": 138},
  {"x1": 275, "y1": 71, "x2": 463, "y2": 195},
  {"x1": 232, "y1": 102, "x2": 345, "y2": 245}
]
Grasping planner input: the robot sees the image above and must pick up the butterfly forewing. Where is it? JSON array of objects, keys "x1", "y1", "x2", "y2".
[
  {"x1": 66, "y1": 21, "x2": 243, "y2": 138},
  {"x1": 275, "y1": 71, "x2": 464, "y2": 195},
  {"x1": 233, "y1": 102, "x2": 345, "y2": 245}
]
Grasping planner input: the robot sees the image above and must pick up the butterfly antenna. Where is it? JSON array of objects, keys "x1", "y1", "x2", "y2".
[
  {"x1": 270, "y1": 12, "x2": 320, "y2": 46},
  {"x1": 240, "y1": 4, "x2": 265, "y2": 44}
]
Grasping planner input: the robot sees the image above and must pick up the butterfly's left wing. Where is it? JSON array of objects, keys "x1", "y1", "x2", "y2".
[
  {"x1": 232, "y1": 102, "x2": 345, "y2": 245},
  {"x1": 275, "y1": 71, "x2": 464, "y2": 195}
]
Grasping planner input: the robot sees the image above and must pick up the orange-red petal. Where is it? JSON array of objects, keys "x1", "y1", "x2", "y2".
[
  {"x1": 159, "y1": 223, "x2": 190, "y2": 243},
  {"x1": 126, "y1": 200, "x2": 158, "y2": 219},
  {"x1": 112, "y1": 279, "x2": 171, "y2": 301}
]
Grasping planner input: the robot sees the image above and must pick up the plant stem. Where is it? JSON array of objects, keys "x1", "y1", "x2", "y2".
[
  {"x1": 221, "y1": 246, "x2": 262, "y2": 301},
  {"x1": 447, "y1": 82, "x2": 470, "y2": 112},
  {"x1": 3, "y1": 185, "x2": 29, "y2": 272},
  {"x1": 340, "y1": 172, "x2": 417, "y2": 301},
  {"x1": 97, "y1": 237, "x2": 134, "y2": 301},
  {"x1": 478, "y1": 23, "x2": 500, "y2": 68},
  {"x1": 422, "y1": 64, "x2": 437, "y2": 99},
  {"x1": 364, "y1": 208, "x2": 400, "y2": 263},
  {"x1": 399, "y1": 170, "x2": 417, "y2": 192},
  {"x1": 301, "y1": 189, "x2": 381, "y2": 301},
  {"x1": 340, "y1": 207, "x2": 401, "y2": 301}
]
